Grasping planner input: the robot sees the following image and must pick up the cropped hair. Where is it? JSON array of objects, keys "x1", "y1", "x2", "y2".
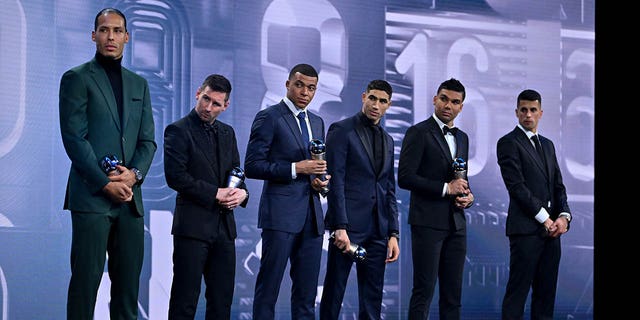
[
  {"x1": 288, "y1": 63, "x2": 319, "y2": 80},
  {"x1": 94, "y1": 8, "x2": 127, "y2": 32},
  {"x1": 200, "y1": 74, "x2": 232, "y2": 101},
  {"x1": 437, "y1": 78, "x2": 465, "y2": 101},
  {"x1": 367, "y1": 79, "x2": 393, "y2": 99}
]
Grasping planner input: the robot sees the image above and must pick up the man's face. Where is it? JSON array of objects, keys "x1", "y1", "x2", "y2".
[
  {"x1": 195, "y1": 86, "x2": 229, "y2": 124},
  {"x1": 433, "y1": 89, "x2": 464, "y2": 126},
  {"x1": 92, "y1": 13, "x2": 129, "y2": 59},
  {"x1": 285, "y1": 72, "x2": 318, "y2": 109},
  {"x1": 361, "y1": 89, "x2": 391, "y2": 125},
  {"x1": 516, "y1": 99, "x2": 543, "y2": 132}
]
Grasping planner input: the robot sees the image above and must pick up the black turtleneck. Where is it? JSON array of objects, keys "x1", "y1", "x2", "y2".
[
  {"x1": 359, "y1": 112, "x2": 383, "y2": 175},
  {"x1": 96, "y1": 52, "x2": 124, "y2": 124}
]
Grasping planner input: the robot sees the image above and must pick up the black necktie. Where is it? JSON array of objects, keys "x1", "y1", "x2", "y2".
[
  {"x1": 531, "y1": 135, "x2": 548, "y2": 174},
  {"x1": 531, "y1": 135, "x2": 544, "y2": 160},
  {"x1": 297, "y1": 111, "x2": 310, "y2": 145},
  {"x1": 370, "y1": 125, "x2": 384, "y2": 175},
  {"x1": 443, "y1": 126, "x2": 458, "y2": 135}
]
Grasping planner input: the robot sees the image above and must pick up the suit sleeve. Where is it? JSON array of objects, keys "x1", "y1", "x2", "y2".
[
  {"x1": 59, "y1": 69, "x2": 110, "y2": 193},
  {"x1": 325, "y1": 122, "x2": 349, "y2": 228},
  {"x1": 164, "y1": 123, "x2": 218, "y2": 209},
  {"x1": 128, "y1": 78, "x2": 157, "y2": 177},
  {"x1": 244, "y1": 109, "x2": 294, "y2": 182},
  {"x1": 230, "y1": 129, "x2": 250, "y2": 208},
  {"x1": 384, "y1": 133, "x2": 400, "y2": 233},
  {"x1": 496, "y1": 135, "x2": 544, "y2": 218},
  {"x1": 398, "y1": 125, "x2": 445, "y2": 196},
  {"x1": 548, "y1": 141, "x2": 571, "y2": 215}
]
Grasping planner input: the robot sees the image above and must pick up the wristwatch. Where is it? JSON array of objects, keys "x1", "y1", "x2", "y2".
[
  {"x1": 389, "y1": 232, "x2": 400, "y2": 241},
  {"x1": 559, "y1": 212, "x2": 571, "y2": 222},
  {"x1": 131, "y1": 168, "x2": 143, "y2": 185}
]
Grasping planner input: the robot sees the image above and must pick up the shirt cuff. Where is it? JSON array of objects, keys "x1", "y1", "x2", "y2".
[
  {"x1": 535, "y1": 207, "x2": 550, "y2": 224},
  {"x1": 291, "y1": 163, "x2": 297, "y2": 179},
  {"x1": 441, "y1": 183, "x2": 448, "y2": 197}
]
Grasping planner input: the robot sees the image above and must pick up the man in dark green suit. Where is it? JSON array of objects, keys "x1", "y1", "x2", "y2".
[{"x1": 58, "y1": 8, "x2": 157, "y2": 320}]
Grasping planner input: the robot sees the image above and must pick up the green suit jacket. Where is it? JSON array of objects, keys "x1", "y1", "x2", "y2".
[{"x1": 59, "y1": 57, "x2": 157, "y2": 215}]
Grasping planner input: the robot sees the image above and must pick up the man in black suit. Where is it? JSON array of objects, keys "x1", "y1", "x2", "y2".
[
  {"x1": 319, "y1": 79, "x2": 400, "y2": 319},
  {"x1": 398, "y1": 78, "x2": 474, "y2": 320},
  {"x1": 245, "y1": 63, "x2": 330, "y2": 319},
  {"x1": 164, "y1": 74, "x2": 249, "y2": 319},
  {"x1": 59, "y1": 8, "x2": 157, "y2": 319},
  {"x1": 497, "y1": 89, "x2": 571, "y2": 320}
]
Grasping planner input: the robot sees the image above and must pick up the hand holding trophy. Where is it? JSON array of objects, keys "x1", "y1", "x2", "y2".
[
  {"x1": 330, "y1": 231, "x2": 367, "y2": 262},
  {"x1": 452, "y1": 157, "x2": 469, "y2": 198},
  {"x1": 100, "y1": 154, "x2": 122, "y2": 176},
  {"x1": 309, "y1": 139, "x2": 329, "y2": 196},
  {"x1": 227, "y1": 166, "x2": 245, "y2": 188}
]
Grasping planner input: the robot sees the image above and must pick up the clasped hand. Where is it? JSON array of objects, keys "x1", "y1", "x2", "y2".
[
  {"x1": 217, "y1": 188, "x2": 247, "y2": 210},
  {"x1": 102, "y1": 165, "x2": 136, "y2": 203}
]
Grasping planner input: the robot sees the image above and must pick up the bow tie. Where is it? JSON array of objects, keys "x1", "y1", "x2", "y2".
[{"x1": 442, "y1": 126, "x2": 458, "y2": 135}]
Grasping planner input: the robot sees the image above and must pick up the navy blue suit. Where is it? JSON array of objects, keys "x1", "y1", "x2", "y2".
[
  {"x1": 497, "y1": 127, "x2": 571, "y2": 320},
  {"x1": 245, "y1": 100, "x2": 325, "y2": 319},
  {"x1": 319, "y1": 112, "x2": 399, "y2": 319},
  {"x1": 398, "y1": 116, "x2": 470, "y2": 320}
]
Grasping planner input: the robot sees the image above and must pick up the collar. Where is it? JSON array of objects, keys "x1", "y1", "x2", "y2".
[
  {"x1": 283, "y1": 96, "x2": 306, "y2": 116},
  {"x1": 517, "y1": 124, "x2": 538, "y2": 140},
  {"x1": 95, "y1": 52, "x2": 122, "y2": 71},
  {"x1": 432, "y1": 114, "x2": 455, "y2": 132},
  {"x1": 359, "y1": 112, "x2": 379, "y2": 128}
]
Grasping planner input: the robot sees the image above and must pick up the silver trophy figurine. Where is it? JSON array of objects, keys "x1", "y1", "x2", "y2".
[
  {"x1": 227, "y1": 166, "x2": 245, "y2": 188},
  {"x1": 452, "y1": 157, "x2": 467, "y2": 180},
  {"x1": 309, "y1": 139, "x2": 329, "y2": 196},
  {"x1": 99, "y1": 154, "x2": 122, "y2": 176},
  {"x1": 330, "y1": 231, "x2": 367, "y2": 262},
  {"x1": 452, "y1": 157, "x2": 468, "y2": 196}
]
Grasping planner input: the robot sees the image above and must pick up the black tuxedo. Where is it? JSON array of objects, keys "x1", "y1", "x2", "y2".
[
  {"x1": 398, "y1": 116, "x2": 469, "y2": 320},
  {"x1": 164, "y1": 109, "x2": 248, "y2": 319},
  {"x1": 497, "y1": 126, "x2": 571, "y2": 320}
]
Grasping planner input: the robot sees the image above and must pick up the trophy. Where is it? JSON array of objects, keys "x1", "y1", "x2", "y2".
[
  {"x1": 227, "y1": 166, "x2": 245, "y2": 188},
  {"x1": 99, "y1": 154, "x2": 122, "y2": 176},
  {"x1": 330, "y1": 231, "x2": 367, "y2": 262},
  {"x1": 452, "y1": 157, "x2": 467, "y2": 180},
  {"x1": 309, "y1": 139, "x2": 329, "y2": 196},
  {"x1": 452, "y1": 157, "x2": 468, "y2": 196}
]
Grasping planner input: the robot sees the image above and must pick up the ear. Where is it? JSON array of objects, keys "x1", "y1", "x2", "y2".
[
  {"x1": 124, "y1": 31, "x2": 130, "y2": 43},
  {"x1": 91, "y1": 31, "x2": 96, "y2": 42}
]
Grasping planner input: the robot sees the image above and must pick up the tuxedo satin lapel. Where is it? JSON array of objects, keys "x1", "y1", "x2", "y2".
[
  {"x1": 432, "y1": 127, "x2": 452, "y2": 161},
  {"x1": 89, "y1": 61, "x2": 121, "y2": 131},
  {"x1": 454, "y1": 131, "x2": 466, "y2": 159},
  {"x1": 355, "y1": 121, "x2": 375, "y2": 171}
]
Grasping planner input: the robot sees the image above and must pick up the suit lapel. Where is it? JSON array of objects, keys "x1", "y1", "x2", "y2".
[
  {"x1": 188, "y1": 114, "x2": 217, "y2": 179},
  {"x1": 89, "y1": 60, "x2": 121, "y2": 131},
  {"x1": 515, "y1": 129, "x2": 547, "y2": 176},
  {"x1": 279, "y1": 103, "x2": 308, "y2": 158},
  {"x1": 121, "y1": 68, "x2": 132, "y2": 131},
  {"x1": 355, "y1": 117, "x2": 376, "y2": 171},
  {"x1": 428, "y1": 118, "x2": 452, "y2": 161}
]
